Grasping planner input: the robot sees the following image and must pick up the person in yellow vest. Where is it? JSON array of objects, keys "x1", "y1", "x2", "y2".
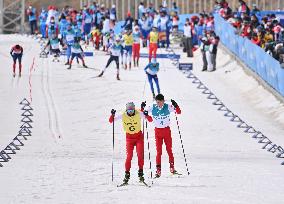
[
  {"x1": 148, "y1": 26, "x2": 159, "y2": 62},
  {"x1": 90, "y1": 26, "x2": 101, "y2": 50},
  {"x1": 109, "y1": 102, "x2": 152, "y2": 185},
  {"x1": 122, "y1": 29, "x2": 134, "y2": 70}
]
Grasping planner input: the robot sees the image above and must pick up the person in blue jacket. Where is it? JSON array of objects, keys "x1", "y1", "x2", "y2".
[
  {"x1": 144, "y1": 58, "x2": 160, "y2": 99},
  {"x1": 171, "y1": 2, "x2": 180, "y2": 15},
  {"x1": 39, "y1": 8, "x2": 48, "y2": 38},
  {"x1": 94, "y1": 9, "x2": 102, "y2": 27},
  {"x1": 63, "y1": 23, "x2": 75, "y2": 65},
  {"x1": 76, "y1": 12, "x2": 83, "y2": 29},
  {"x1": 27, "y1": 5, "x2": 37, "y2": 35},
  {"x1": 157, "y1": 10, "x2": 171, "y2": 48},
  {"x1": 67, "y1": 38, "x2": 88, "y2": 69},
  {"x1": 83, "y1": 8, "x2": 93, "y2": 42},
  {"x1": 73, "y1": 21, "x2": 83, "y2": 41},
  {"x1": 59, "y1": 14, "x2": 68, "y2": 39}
]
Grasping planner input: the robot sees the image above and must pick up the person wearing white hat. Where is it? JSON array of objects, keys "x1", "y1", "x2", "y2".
[
  {"x1": 27, "y1": 5, "x2": 37, "y2": 35},
  {"x1": 98, "y1": 36, "x2": 123, "y2": 80},
  {"x1": 110, "y1": 5, "x2": 117, "y2": 21},
  {"x1": 132, "y1": 25, "x2": 141, "y2": 67}
]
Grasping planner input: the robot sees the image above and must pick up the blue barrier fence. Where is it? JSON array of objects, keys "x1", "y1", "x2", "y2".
[{"x1": 214, "y1": 14, "x2": 284, "y2": 97}]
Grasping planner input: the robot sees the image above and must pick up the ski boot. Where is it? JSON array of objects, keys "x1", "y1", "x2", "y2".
[
  {"x1": 117, "y1": 171, "x2": 130, "y2": 187},
  {"x1": 123, "y1": 171, "x2": 130, "y2": 184},
  {"x1": 97, "y1": 71, "x2": 104, "y2": 77},
  {"x1": 19, "y1": 72, "x2": 21, "y2": 77},
  {"x1": 67, "y1": 65, "x2": 71, "y2": 69},
  {"x1": 13, "y1": 72, "x2": 16, "y2": 78},
  {"x1": 170, "y1": 162, "x2": 177, "y2": 174},
  {"x1": 136, "y1": 60, "x2": 139, "y2": 67},
  {"x1": 124, "y1": 63, "x2": 127, "y2": 70},
  {"x1": 170, "y1": 162, "x2": 181, "y2": 175},
  {"x1": 138, "y1": 169, "x2": 150, "y2": 187},
  {"x1": 83, "y1": 64, "x2": 88, "y2": 68},
  {"x1": 117, "y1": 74, "x2": 120, "y2": 80},
  {"x1": 134, "y1": 60, "x2": 136, "y2": 67},
  {"x1": 138, "y1": 169, "x2": 145, "y2": 182},
  {"x1": 129, "y1": 63, "x2": 131, "y2": 70},
  {"x1": 155, "y1": 165, "x2": 161, "y2": 178}
]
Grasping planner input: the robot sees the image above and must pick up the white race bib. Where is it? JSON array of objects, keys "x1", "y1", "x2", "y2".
[
  {"x1": 51, "y1": 43, "x2": 59, "y2": 50},
  {"x1": 85, "y1": 18, "x2": 92, "y2": 24},
  {"x1": 66, "y1": 34, "x2": 74, "y2": 42}
]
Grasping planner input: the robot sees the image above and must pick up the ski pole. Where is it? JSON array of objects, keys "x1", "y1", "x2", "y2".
[
  {"x1": 175, "y1": 113, "x2": 190, "y2": 175},
  {"x1": 112, "y1": 117, "x2": 114, "y2": 182},
  {"x1": 142, "y1": 78, "x2": 147, "y2": 98},
  {"x1": 145, "y1": 120, "x2": 153, "y2": 183}
]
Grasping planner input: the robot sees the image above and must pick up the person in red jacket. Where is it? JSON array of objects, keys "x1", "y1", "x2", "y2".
[
  {"x1": 241, "y1": 21, "x2": 251, "y2": 37},
  {"x1": 142, "y1": 94, "x2": 181, "y2": 178},
  {"x1": 109, "y1": 102, "x2": 153, "y2": 185},
  {"x1": 251, "y1": 33, "x2": 261, "y2": 46},
  {"x1": 10, "y1": 44, "x2": 23, "y2": 77}
]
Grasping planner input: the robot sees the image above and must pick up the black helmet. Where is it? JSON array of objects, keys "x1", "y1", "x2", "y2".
[{"x1": 155, "y1": 94, "x2": 164, "y2": 101}]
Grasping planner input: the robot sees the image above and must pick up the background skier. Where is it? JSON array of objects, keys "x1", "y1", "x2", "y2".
[
  {"x1": 98, "y1": 36, "x2": 123, "y2": 80},
  {"x1": 10, "y1": 44, "x2": 23, "y2": 77},
  {"x1": 144, "y1": 58, "x2": 160, "y2": 99}
]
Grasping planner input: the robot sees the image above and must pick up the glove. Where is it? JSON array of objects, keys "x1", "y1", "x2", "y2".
[
  {"x1": 171, "y1": 99, "x2": 178, "y2": 108},
  {"x1": 141, "y1": 101, "x2": 146, "y2": 110},
  {"x1": 143, "y1": 110, "x2": 149, "y2": 116},
  {"x1": 111, "y1": 109, "x2": 116, "y2": 115}
]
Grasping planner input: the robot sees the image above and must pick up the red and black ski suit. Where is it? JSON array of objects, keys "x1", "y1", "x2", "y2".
[{"x1": 10, "y1": 45, "x2": 23, "y2": 75}]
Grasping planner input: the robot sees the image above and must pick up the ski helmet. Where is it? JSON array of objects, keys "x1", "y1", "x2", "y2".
[
  {"x1": 126, "y1": 102, "x2": 135, "y2": 110},
  {"x1": 151, "y1": 58, "x2": 157, "y2": 64},
  {"x1": 115, "y1": 36, "x2": 121, "y2": 42}
]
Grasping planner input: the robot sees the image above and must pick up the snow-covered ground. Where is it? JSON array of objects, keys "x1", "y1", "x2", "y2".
[{"x1": 0, "y1": 34, "x2": 284, "y2": 204}]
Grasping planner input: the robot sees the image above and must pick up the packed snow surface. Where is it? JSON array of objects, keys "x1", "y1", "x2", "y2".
[{"x1": 0, "y1": 34, "x2": 283, "y2": 204}]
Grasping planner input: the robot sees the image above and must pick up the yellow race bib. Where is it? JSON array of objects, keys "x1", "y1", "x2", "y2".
[
  {"x1": 150, "y1": 31, "x2": 159, "y2": 43},
  {"x1": 122, "y1": 110, "x2": 141, "y2": 134},
  {"x1": 123, "y1": 34, "x2": 134, "y2": 46}
]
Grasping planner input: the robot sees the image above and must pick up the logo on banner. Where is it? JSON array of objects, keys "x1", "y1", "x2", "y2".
[
  {"x1": 250, "y1": 52, "x2": 254, "y2": 60},
  {"x1": 268, "y1": 67, "x2": 276, "y2": 78},
  {"x1": 260, "y1": 61, "x2": 265, "y2": 68}
]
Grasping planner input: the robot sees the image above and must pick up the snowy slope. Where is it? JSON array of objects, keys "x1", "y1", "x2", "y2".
[{"x1": 0, "y1": 34, "x2": 284, "y2": 204}]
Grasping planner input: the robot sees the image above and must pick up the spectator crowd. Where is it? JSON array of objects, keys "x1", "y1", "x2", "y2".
[{"x1": 214, "y1": 0, "x2": 284, "y2": 65}]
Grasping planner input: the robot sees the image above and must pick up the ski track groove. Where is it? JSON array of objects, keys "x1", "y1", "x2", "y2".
[
  {"x1": 41, "y1": 58, "x2": 56, "y2": 140},
  {"x1": 47, "y1": 59, "x2": 62, "y2": 139},
  {"x1": 41, "y1": 57, "x2": 62, "y2": 140}
]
